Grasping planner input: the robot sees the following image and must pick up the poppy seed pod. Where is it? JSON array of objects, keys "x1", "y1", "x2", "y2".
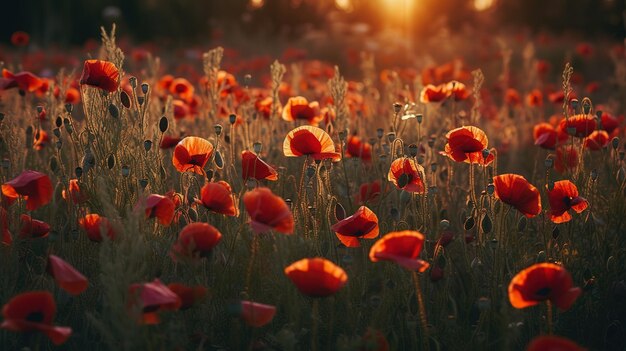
[
  {"x1": 55, "y1": 116, "x2": 63, "y2": 128},
  {"x1": 570, "y1": 99, "x2": 579, "y2": 109},
  {"x1": 36, "y1": 106, "x2": 44, "y2": 114},
  {"x1": 107, "y1": 154, "x2": 115, "y2": 169},
  {"x1": 544, "y1": 156, "x2": 554, "y2": 169},
  {"x1": 229, "y1": 114, "x2": 237, "y2": 124},
  {"x1": 53, "y1": 128, "x2": 61, "y2": 138},
  {"x1": 612, "y1": 137, "x2": 620, "y2": 150},
  {"x1": 141, "y1": 83, "x2": 149, "y2": 94},
  {"x1": 144, "y1": 140, "x2": 152, "y2": 152},
  {"x1": 416, "y1": 114, "x2": 423, "y2": 124},
  {"x1": 128, "y1": 76, "x2": 137, "y2": 89},
  {"x1": 120, "y1": 91, "x2": 131, "y2": 108},
  {"x1": 386, "y1": 132, "x2": 396, "y2": 143},
  {"x1": 253, "y1": 142, "x2": 262, "y2": 154},
  {"x1": 137, "y1": 96, "x2": 145, "y2": 106},
  {"x1": 376, "y1": 128, "x2": 384, "y2": 139},
  {"x1": 65, "y1": 103, "x2": 73, "y2": 113},
  {"x1": 214, "y1": 124, "x2": 223, "y2": 136},
  {"x1": 486, "y1": 183, "x2": 495, "y2": 195},
  {"x1": 408, "y1": 144, "x2": 418, "y2": 157},
  {"x1": 121, "y1": 165, "x2": 130, "y2": 177},
  {"x1": 75, "y1": 167, "x2": 83, "y2": 178},
  {"x1": 139, "y1": 178, "x2": 148, "y2": 189},
  {"x1": 481, "y1": 149, "x2": 490, "y2": 159},
  {"x1": 338, "y1": 130, "x2": 347, "y2": 142},
  {"x1": 159, "y1": 116, "x2": 168, "y2": 133},
  {"x1": 393, "y1": 102, "x2": 402, "y2": 113}
]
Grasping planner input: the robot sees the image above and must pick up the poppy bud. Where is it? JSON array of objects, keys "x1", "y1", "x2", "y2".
[
  {"x1": 612, "y1": 137, "x2": 620, "y2": 150},
  {"x1": 36, "y1": 106, "x2": 44, "y2": 114},
  {"x1": 120, "y1": 91, "x2": 131, "y2": 108},
  {"x1": 306, "y1": 166, "x2": 316, "y2": 179},
  {"x1": 393, "y1": 102, "x2": 402, "y2": 113},
  {"x1": 427, "y1": 136, "x2": 435, "y2": 148},
  {"x1": 75, "y1": 167, "x2": 83, "y2": 178},
  {"x1": 109, "y1": 104, "x2": 119, "y2": 118},
  {"x1": 570, "y1": 99, "x2": 579, "y2": 109},
  {"x1": 253, "y1": 142, "x2": 262, "y2": 154},
  {"x1": 214, "y1": 124, "x2": 223, "y2": 136},
  {"x1": 159, "y1": 116, "x2": 168, "y2": 133},
  {"x1": 408, "y1": 144, "x2": 418, "y2": 157},
  {"x1": 338, "y1": 130, "x2": 347, "y2": 142},
  {"x1": 440, "y1": 219, "x2": 450, "y2": 229},
  {"x1": 141, "y1": 83, "x2": 149, "y2": 94},
  {"x1": 55, "y1": 116, "x2": 62, "y2": 128},
  {"x1": 481, "y1": 149, "x2": 490, "y2": 160},
  {"x1": 582, "y1": 100, "x2": 591, "y2": 115},
  {"x1": 376, "y1": 128, "x2": 384, "y2": 139},
  {"x1": 536, "y1": 250, "x2": 547, "y2": 262},
  {"x1": 107, "y1": 154, "x2": 115, "y2": 169},
  {"x1": 229, "y1": 114, "x2": 237, "y2": 124},
  {"x1": 56, "y1": 140, "x2": 62, "y2": 150},
  {"x1": 481, "y1": 213, "x2": 492, "y2": 234},
  {"x1": 620, "y1": 151, "x2": 625, "y2": 161},
  {"x1": 544, "y1": 156, "x2": 554, "y2": 169},
  {"x1": 188, "y1": 207, "x2": 198, "y2": 222},
  {"x1": 64, "y1": 103, "x2": 73, "y2": 113},
  {"x1": 416, "y1": 114, "x2": 423, "y2": 124},
  {"x1": 430, "y1": 162, "x2": 437, "y2": 172},
  {"x1": 285, "y1": 198, "x2": 292, "y2": 209},
  {"x1": 53, "y1": 128, "x2": 61, "y2": 138},
  {"x1": 137, "y1": 96, "x2": 145, "y2": 106},
  {"x1": 464, "y1": 216, "x2": 475, "y2": 231},
  {"x1": 486, "y1": 183, "x2": 495, "y2": 195},
  {"x1": 417, "y1": 155, "x2": 425, "y2": 164},
  {"x1": 49, "y1": 157, "x2": 58, "y2": 173},
  {"x1": 552, "y1": 225, "x2": 560, "y2": 239},
  {"x1": 386, "y1": 132, "x2": 396, "y2": 143},
  {"x1": 121, "y1": 165, "x2": 130, "y2": 177},
  {"x1": 214, "y1": 150, "x2": 224, "y2": 169},
  {"x1": 369, "y1": 137, "x2": 377, "y2": 146},
  {"x1": 144, "y1": 140, "x2": 152, "y2": 152},
  {"x1": 139, "y1": 178, "x2": 148, "y2": 189},
  {"x1": 129, "y1": 76, "x2": 137, "y2": 89}
]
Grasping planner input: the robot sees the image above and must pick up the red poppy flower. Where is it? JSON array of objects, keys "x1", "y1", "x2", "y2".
[
  {"x1": 128, "y1": 279, "x2": 181, "y2": 325},
  {"x1": 533, "y1": 123, "x2": 562, "y2": 150},
  {"x1": 284, "y1": 258, "x2": 348, "y2": 297},
  {"x1": 447, "y1": 81, "x2": 470, "y2": 101},
  {"x1": 79, "y1": 214, "x2": 116, "y2": 242},
  {"x1": 144, "y1": 194, "x2": 175, "y2": 226},
  {"x1": 62, "y1": 179, "x2": 88, "y2": 204},
  {"x1": 600, "y1": 112, "x2": 621, "y2": 135},
  {"x1": 1, "y1": 291, "x2": 72, "y2": 345},
  {"x1": 331, "y1": 206, "x2": 379, "y2": 247},
  {"x1": 547, "y1": 180, "x2": 588, "y2": 223},
  {"x1": 19, "y1": 215, "x2": 50, "y2": 239},
  {"x1": 2, "y1": 170, "x2": 53, "y2": 211},
  {"x1": 197, "y1": 181, "x2": 239, "y2": 216},
  {"x1": 387, "y1": 158, "x2": 426, "y2": 193},
  {"x1": 172, "y1": 99, "x2": 190, "y2": 119},
  {"x1": 167, "y1": 283, "x2": 208, "y2": 310},
  {"x1": 243, "y1": 187, "x2": 294, "y2": 234},
  {"x1": 79, "y1": 60, "x2": 119, "y2": 93},
  {"x1": 526, "y1": 335, "x2": 586, "y2": 351},
  {"x1": 508, "y1": 263, "x2": 581, "y2": 311},
  {"x1": 240, "y1": 300, "x2": 276, "y2": 327},
  {"x1": 32, "y1": 130, "x2": 49, "y2": 151},
  {"x1": 172, "y1": 136, "x2": 214, "y2": 175},
  {"x1": 1, "y1": 208, "x2": 12, "y2": 246},
  {"x1": 64, "y1": 87, "x2": 81, "y2": 104},
  {"x1": 283, "y1": 125, "x2": 341, "y2": 161},
  {"x1": 559, "y1": 114, "x2": 597, "y2": 138},
  {"x1": 505, "y1": 88, "x2": 521, "y2": 106},
  {"x1": 526, "y1": 89, "x2": 543, "y2": 107},
  {"x1": 443, "y1": 126, "x2": 493, "y2": 165},
  {"x1": 493, "y1": 174, "x2": 542, "y2": 217},
  {"x1": 10, "y1": 31, "x2": 30, "y2": 46},
  {"x1": 554, "y1": 146, "x2": 578, "y2": 173},
  {"x1": 47, "y1": 255, "x2": 88, "y2": 296},
  {"x1": 241, "y1": 150, "x2": 278, "y2": 181},
  {"x1": 583, "y1": 130, "x2": 609, "y2": 150},
  {"x1": 346, "y1": 136, "x2": 372, "y2": 163},
  {"x1": 419, "y1": 84, "x2": 450, "y2": 103},
  {"x1": 356, "y1": 180, "x2": 383, "y2": 204},
  {"x1": 369, "y1": 231, "x2": 430, "y2": 272},
  {"x1": 360, "y1": 328, "x2": 390, "y2": 351},
  {"x1": 255, "y1": 96, "x2": 274, "y2": 119},
  {"x1": 169, "y1": 78, "x2": 195, "y2": 102},
  {"x1": 282, "y1": 96, "x2": 323, "y2": 125},
  {"x1": 160, "y1": 135, "x2": 183, "y2": 149},
  {"x1": 172, "y1": 222, "x2": 222, "y2": 258},
  {"x1": 576, "y1": 42, "x2": 593, "y2": 57},
  {"x1": 0, "y1": 69, "x2": 43, "y2": 92}
]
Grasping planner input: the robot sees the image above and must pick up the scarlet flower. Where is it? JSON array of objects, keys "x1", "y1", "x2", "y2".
[
  {"x1": 447, "y1": 81, "x2": 470, "y2": 101},
  {"x1": 172, "y1": 136, "x2": 214, "y2": 175},
  {"x1": 79, "y1": 214, "x2": 116, "y2": 242},
  {"x1": 526, "y1": 335, "x2": 586, "y2": 351},
  {"x1": 172, "y1": 222, "x2": 222, "y2": 258},
  {"x1": 331, "y1": 206, "x2": 379, "y2": 247},
  {"x1": 505, "y1": 88, "x2": 521, "y2": 106},
  {"x1": 356, "y1": 180, "x2": 383, "y2": 204},
  {"x1": 10, "y1": 31, "x2": 30, "y2": 46},
  {"x1": 198, "y1": 181, "x2": 239, "y2": 216},
  {"x1": 254, "y1": 96, "x2": 274, "y2": 120},
  {"x1": 62, "y1": 179, "x2": 88, "y2": 204},
  {"x1": 32, "y1": 130, "x2": 49, "y2": 151},
  {"x1": 128, "y1": 279, "x2": 181, "y2": 325},
  {"x1": 240, "y1": 300, "x2": 276, "y2": 327},
  {"x1": 160, "y1": 135, "x2": 183, "y2": 149},
  {"x1": 346, "y1": 135, "x2": 372, "y2": 163},
  {"x1": 169, "y1": 78, "x2": 195, "y2": 102},
  {"x1": 533, "y1": 123, "x2": 563, "y2": 150},
  {"x1": 243, "y1": 187, "x2": 294, "y2": 234},
  {"x1": 19, "y1": 214, "x2": 50, "y2": 238},
  {"x1": 559, "y1": 114, "x2": 597, "y2": 138},
  {"x1": 284, "y1": 258, "x2": 348, "y2": 297},
  {"x1": 79, "y1": 60, "x2": 119, "y2": 93},
  {"x1": 0, "y1": 69, "x2": 43, "y2": 92},
  {"x1": 583, "y1": 130, "x2": 609, "y2": 150},
  {"x1": 282, "y1": 96, "x2": 323, "y2": 125},
  {"x1": 369, "y1": 231, "x2": 430, "y2": 272},
  {"x1": 167, "y1": 283, "x2": 208, "y2": 310},
  {"x1": 1, "y1": 208, "x2": 10, "y2": 246},
  {"x1": 547, "y1": 180, "x2": 588, "y2": 223},
  {"x1": 241, "y1": 150, "x2": 278, "y2": 181},
  {"x1": 1, "y1": 291, "x2": 72, "y2": 345},
  {"x1": 283, "y1": 125, "x2": 341, "y2": 161},
  {"x1": 493, "y1": 174, "x2": 542, "y2": 217},
  {"x1": 419, "y1": 84, "x2": 450, "y2": 103},
  {"x1": 387, "y1": 158, "x2": 426, "y2": 193},
  {"x1": 47, "y1": 255, "x2": 88, "y2": 296},
  {"x1": 1, "y1": 170, "x2": 53, "y2": 211},
  {"x1": 144, "y1": 194, "x2": 176, "y2": 226},
  {"x1": 600, "y1": 112, "x2": 621, "y2": 135},
  {"x1": 443, "y1": 126, "x2": 493, "y2": 165},
  {"x1": 526, "y1": 89, "x2": 543, "y2": 107},
  {"x1": 554, "y1": 146, "x2": 578, "y2": 173},
  {"x1": 508, "y1": 263, "x2": 581, "y2": 310}
]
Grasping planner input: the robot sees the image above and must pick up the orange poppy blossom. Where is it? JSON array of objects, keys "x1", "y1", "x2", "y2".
[
  {"x1": 1, "y1": 291, "x2": 72, "y2": 345},
  {"x1": 167, "y1": 283, "x2": 208, "y2": 310},
  {"x1": 442, "y1": 126, "x2": 494, "y2": 165},
  {"x1": 283, "y1": 125, "x2": 341, "y2": 161},
  {"x1": 79, "y1": 59, "x2": 119, "y2": 93},
  {"x1": 547, "y1": 180, "x2": 588, "y2": 224},
  {"x1": 243, "y1": 187, "x2": 294, "y2": 234},
  {"x1": 62, "y1": 179, "x2": 88, "y2": 204},
  {"x1": 0, "y1": 69, "x2": 44, "y2": 92},
  {"x1": 558, "y1": 114, "x2": 597, "y2": 138},
  {"x1": 241, "y1": 150, "x2": 278, "y2": 181},
  {"x1": 583, "y1": 130, "x2": 610, "y2": 150},
  {"x1": 447, "y1": 81, "x2": 471, "y2": 101},
  {"x1": 19, "y1": 214, "x2": 50, "y2": 238},
  {"x1": 554, "y1": 146, "x2": 579, "y2": 173},
  {"x1": 369, "y1": 231, "x2": 430, "y2": 272},
  {"x1": 331, "y1": 206, "x2": 379, "y2": 247},
  {"x1": 47, "y1": 255, "x2": 88, "y2": 296},
  {"x1": 533, "y1": 123, "x2": 564, "y2": 150},
  {"x1": 197, "y1": 181, "x2": 239, "y2": 217},
  {"x1": 240, "y1": 300, "x2": 277, "y2": 327},
  {"x1": 128, "y1": 279, "x2": 181, "y2": 325},
  {"x1": 2, "y1": 170, "x2": 53, "y2": 211},
  {"x1": 493, "y1": 174, "x2": 542, "y2": 217},
  {"x1": 33, "y1": 130, "x2": 49, "y2": 150},
  {"x1": 172, "y1": 136, "x2": 214, "y2": 175},
  {"x1": 143, "y1": 194, "x2": 176, "y2": 226},
  {"x1": 1, "y1": 208, "x2": 10, "y2": 245},
  {"x1": 526, "y1": 335, "x2": 586, "y2": 351},
  {"x1": 282, "y1": 96, "x2": 323, "y2": 125},
  {"x1": 169, "y1": 77, "x2": 195, "y2": 102},
  {"x1": 508, "y1": 263, "x2": 581, "y2": 311},
  {"x1": 345, "y1": 135, "x2": 372, "y2": 163},
  {"x1": 419, "y1": 83, "x2": 451, "y2": 103},
  {"x1": 388, "y1": 157, "x2": 426, "y2": 193},
  {"x1": 284, "y1": 258, "x2": 348, "y2": 297},
  {"x1": 171, "y1": 222, "x2": 222, "y2": 258},
  {"x1": 78, "y1": 214, "x2": 116, "y2": 242},
  {"x1": 526, "y1": 89, "x2": 543, "y2": 107}
]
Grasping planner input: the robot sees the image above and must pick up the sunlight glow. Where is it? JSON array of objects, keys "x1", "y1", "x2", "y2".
[
  {"x1": 381, "y1": 0, "x2": 414, "y2": 10},
  {"x1": 474, "y1": 0, "x2": 495, "y2": 11},
  {"x1": 249, "y1": 0, "x2": 264, "y2": 9},
  {"x1": 335, "y1": 0, "x2": 353, "y2": 12}
]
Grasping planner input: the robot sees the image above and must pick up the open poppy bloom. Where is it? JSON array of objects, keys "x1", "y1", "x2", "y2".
[
  {"x1": 442, "y1": 126, "x2": 493, "y2": 165},
  {"x1": 559, "y1": 114, "x2": 597, "y2": 138},
  {"x1": 493, "y1": 174, "x2": 542, "y2": 217},
  {"x1": 533, "y1": 123, "x2": 564, "y2": 150},
  {"x1": 282, "y1": 96, "x2": 323, "y2": 125},
  {"x1": 33, "y1": 130, "x2": 49, "y2": 150},
  {"x1": 160, "y1": 135, "x2": 183, "y2": 149},
  {"x1": 526, "y1": 335, "x2": 586, "y2": 351},
  {"x1": 369, "y1": 231, "x2": 430, "y2": 272},
  {"x1": 346, "y1": 135, "x2": 372, "y2": 163},
  {"x1": 1, "y1": 291, "x2": 72, "y2": 345},
  {"x1": 20, "y1": 214, "x2": 50, "y2": 238},
  {"x1": 128, "y1": 279, "x2": 181, "y2": 325},
  {"x1": 79, "y1": 59, "x2": 119, "y2": 93},
  {"x1": 2, "y1": 170, "x2": 53, "y2": 210},
  {"x1": 240, "y1": 300, "x2": 277, "y2": 327},
  {"x1": 47, "y1": 255, "x2": 88, "y2": 296},
  {"x1": 331, "y1": 206, "x2": 379, "y2": 247},
  {"x1": 600, "y1": 112, "x2": 621, "y2": 135},
  {"x1": 447, "y1": 81, "x2": 470, "y2": 101},
  {"x1": 388, "y1": 158, "x2": 426, "y2": 193},
  {"x1": 172, "y1": 222, "x2": 222, "y2": 258},
  {"x1": 583, "y1": 130, "x2": 610, "y2": 150},
  {"x1": 547, "y1": 180, "x2": 588, "y2": 223},
  {"x1": 508, "y1": 263, "x2": 581, "y2": 311},
  {"x1": 1, "y1": 208, "x2": 10, "y2": 245},
  {"x1": 526, "y1": 89, "x2": 543, "y2": 107},
  {"x1": 283, "y1": 125, "x2": 341, "y2": 161},
  {"x1": 243, "y1": 187, "x2": 294, "y2": 234},
  {"x1": 173, "y1": 136, "x2": 214, "y2": 175},
  {"x1": 79, "y1": 214, "x2": 116, "y2": 242},
  {"x1": 62, "y1": 179, "x2": 88, "y2": 204},
  {"x1": 197, "y1": 181, "x2": 239, "y2": 216},
  {"x1": 167, "y1": 283, "x2": 208, "y2": 310},
  {"x1": 143, "y1": 194, "x2": 176, "y2": 226},
  {"x1": 0, "y1": 69, "x2": 43, "y2": 92},
  {"x1": 241, "y1": 150, "x2": 278, "y2": 181},
  {"x1": 284, "y1": 258, "x2": 348, "y2": 297},
  {"x1": 419, "y1": 83, "x2": 450, "y2": 103}
]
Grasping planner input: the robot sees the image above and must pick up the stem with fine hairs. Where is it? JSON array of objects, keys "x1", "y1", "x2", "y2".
[{"x1": 412, "y1": 272, "x2": 430, "y2": 350}]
